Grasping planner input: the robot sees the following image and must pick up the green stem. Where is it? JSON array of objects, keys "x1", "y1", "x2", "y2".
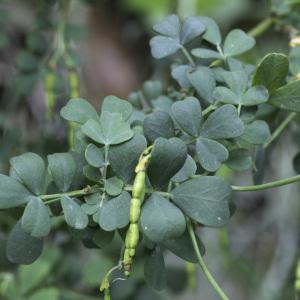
[
  {"x1": 232, "y1": 174, "x2": 300, "y2": 192},
  {"x1": 180, "y1": 46, "x2": 196, "y2": 68},
  {"x1": 203, "y1": 104, "x2": 217, "y2": 116},
  {"x1": 248, "y1": 17, "x2": 275, "y2": 38},
  {"x1": 263, "y1": 112, "x2": 297, "y2": 149},
  {"x1": 187, "y1": 219, "x2": 230, "y2": 300}
]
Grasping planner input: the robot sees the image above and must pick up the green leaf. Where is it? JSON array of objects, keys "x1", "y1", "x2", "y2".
[
  {"x1": 85, "y1": 144, "x2": 105, "y2": 168},
  {"x1": 153, "y1": 15, "x2": 180, "y2": 38},
  {"x1": 195, "y1": 138, "x2": 228, "y2": 172},
  {"x1": 28, "y1": 288, "x2": 59, "y2": 300},
  {"x1": 191, "y1": 48, "x2": 221, "y2": 59},
  {"x1": 269, "y1": 80, "x2": 300, "y2": 112},
  {"x1": 82, "y1": 111, "x2": 133, "y2": 145},
  {"x1": 92, "y1": 228, "x2": 115, "y2": 249},
  {"x1": 148, "y1": 138, "x2": 187, "y2": 190},
  {"x1": 223, "y1": 29, "x2": 255, "y2": 57},
  {"x1": 171, "y1": 155, "x2": 197, "y2": 183},
  {"x1": 15, "y1": 51, "x2": 38, "y2": 72},
  {"x1": 213, "y1": 86, "x2": 239, "y2": 105},
  {"x1": 226, "y1": 149, "x2": 252, "y2": 171},
  {"x1": 240, "y1": 120, "x2": 271, "y2": 145},
  {"x1": 144, "y1": 247, "x2": 166, "y2": 291},
  {"x1": 83, "y1": 165, "x2": 102, "y2": 182},
  {"x1": 171, "y1": 97, "x2": 202, "y2": 137},
  {"x1": 0, "y1": 174, "x2": 32, "y2": 209},
  {"x1": 180, "y1": 16, "x2": 205, "y2": 44},
  {"x1": 104, "y1": 177, "x2": 124, "y2": 196},
  {"x1": 109, "y1": 134, "x2": 147, "y2": 183},
  {"x1": 197, "y1": 16, "x2": 221, "y2": 45},
  {"x1": 171, "y1": 65, "x2": 192, "y2": 89},
  {"x1": 221, "y1": 71, "x2": 248, "y2": 96},
  {"x1": 150, "y1": 36, "x2": 181, "y2": 59},
  {"x1": 48, "y1": 153, "x2": 76, "y2": 192},
  {"x1": 143, "y1": 110, "x2": 175, "y2": 142},
  {"x1": 201, "y1": 104, "x2": 244, "y2": 139},
  {"x1": 10, "y1": 152, "x2": 45, "y2": 195},
  {"x1": 99, "y1": 191, "x2": 131, "y2": 231},
  {"x1": 60, "y1": 98, "x2": 98, "y2": 124},
  {"x1": 141, "y1": 193, "x2": 186, "y2": 243},
  {"x1": 290, "y1": 47, "x2": 300, "y2": 76},
  {"x1": 241, "y1": 86, "x2": 269, "y2": 106},
  {"x1": 21, "y1": 197, "x2": 50, "y2": 238},
  {"x1": 61, "y1": 196, "x2": 88, "y2": 230},
  {"x1": 6, "y1": 221, "x2": 43, "y2": 264},
  {"x1": 252, "y1": 53, "x2": 289, "y2": 94},
  {"x1": 162, "y1": 229, "x2": 205, "y2": 263},
  {"x1": 143, "y1": 80, "x2": 163, "y2": 100},
  {"x1": 187, "y1": 67, "x2": 216, "y2": 103},
  {"x1": 172, "y1": 176, "x2": 232, "y2": 227},
  {"x1": 26, "y1": 31, "x2": 47, "y2": 53},
  {"x1": 102, "y1": 95, "x2": 133, "y2": 120}
]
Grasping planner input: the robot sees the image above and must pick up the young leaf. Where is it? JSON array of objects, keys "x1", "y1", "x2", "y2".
[
  {"x1": 82, "y1": 111, "x2": 133, "y2": 145},
  {"x1": 269, "y1": 80, "x2": 300, "y2": 112},
  {"x1": 85, "y1": 144, "x2": 105, "y2": 168},
  {"x1": 10, "y1": 153, "x2": 46, "y2": 195},
  {"x1": 171, "y1": 155, "x2": 197, "y2": 183},
  {"x1": 172, "y1": 176, "x2": 232, "y2": 227},
  {"x1": 0, "y1": 175, "x2": 32, "y2": 209},
  {"x1": 240, "y1": 120, "x2": 271, "y2": 145},
  {"x1": 195, "y1": 137, "x2": 229, "y2": 172},
  {"x1": 6, "y1": 221, "x2": 43, "y2": 264},
  {"x1": 197, "y1": 16, "x2": 221, "y2": 45},
  {"x1": 102, "y1": 95, "x2": 133, "y2": 120},
  {"x1": 148, "y1": 137, "x2": 187, "y2": 190},
  {"x1": 252, "y1": 53, "x2": 289, "y2": 94},
  {"x1": 104, "y1": 177, "x2": 124, "y2": 196},
  {"x1": 143, "y1": 110, "x2": 175, "y2": 142},
  {"x1": 188, "y1": 66, "x2": 216, "y2": 103},
  {"x1": 162, "y1": 228, "x2": 205, "y2": 263},
  {"x1": 48, "y1": 153, "x2": 76, "y2": 192},
  {"x1": 60, "y1": 98, "x2": 98, "y2": 124},
  {"x1": 109, "y1": 134, "x2": 147, "y2": 183},
  {"x1": 241, "y1": 86, "x2": 269, "y2": 106},
  {"x1": 171, "y1": 97, "x2": 202, "y2": 137},
  {"x1": 99, "y1": 191, "x2": 131, "y2": 231},
  {"x1": 180, "y1": 16, "x2": 205, "y2": 44},
  {"x1": 21, "y1": 197, "x2": 51, "y2": 238},
  {"x1": 143, "y1": 80, "x2": 163, "y2": 100},
  {"x1": 223, "y1": 29, "x2": 255, "y2": 57},
  {"x1": 140, "y1": 193, "x2": 186, "y2": 243},
  {"x1": 144, "y1": 247, "x2": 166, "y2": 291},
  {"x1": 61, "y1": 196, "x2": 88, "y2": 230},
  {"x1": 201, "y1": 104, "x2": 244, "y2": 139}
]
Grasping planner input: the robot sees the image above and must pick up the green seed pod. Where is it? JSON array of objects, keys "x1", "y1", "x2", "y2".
[
  {"x1": 125, "y1": 224, "x2": 139, "y2": 249},
  {"x1": 104, "y1": 288, "x2": 110, "y2": 300},
  {"x1": 68, "y1": 70, "x2": 80, "y2": 98},
  {"x1": 129, "y1": 198, "x2": 141, "y2": 223},
  {"x1": 132, "y1": 172, "x2": 146, "y2": 199},
  {"x1": 44, "y1": 71, "x2": 56, "y2": 119},
  {"x1": 142, "y1": 80, "x2": 163, "y2": 100}
]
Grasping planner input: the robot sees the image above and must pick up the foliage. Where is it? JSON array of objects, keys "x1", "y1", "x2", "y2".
[{"x1": 1, "y1": 2, "x2": 300, "y2": 299}]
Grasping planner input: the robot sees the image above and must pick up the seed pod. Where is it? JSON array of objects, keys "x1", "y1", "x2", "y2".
[
  {"x1": 44, "y1": 71, "x2": 56, "y2": 119},
  {"x1": 68, "y1": 70, "x2": 80, "y2": 98}
]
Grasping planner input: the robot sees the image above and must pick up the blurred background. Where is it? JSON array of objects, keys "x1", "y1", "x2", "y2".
[{"x1": 0, "y1": 0, "x2": 299, "y2": 299}]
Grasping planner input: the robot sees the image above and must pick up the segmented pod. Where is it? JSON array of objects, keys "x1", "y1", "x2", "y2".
[
  {"x1": 44, "y1": 71, "x2": 56, "y2": 119},
  {"x1": 68, "y1": 69, "x2": 80, "y2": 98},
  {"x1": 123, "y1": 146, "x2": 152, "y2": 276},
  {"x1": 104, "y1": 288, "x2": 110, "y2": 300}
]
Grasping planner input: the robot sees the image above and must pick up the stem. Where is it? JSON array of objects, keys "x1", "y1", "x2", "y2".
[
  {"x1": 187, "y1": 219, "x2": 230, "y2": 300},
  {"x1": 180, "y1": 46, "x2": 196, "y2": 68},
  {"x1": 263, "y1": 112, "x2": 297, "y2": 149},
  {"x1": 232, "y1": 174, "x2": 300, "y2": 192},
  {"x1": 248, "y1": 17, "x2": 275, "y2": 38},
  {"x1": 203, "y1": 104, "x2": 217, "y2": 116}
]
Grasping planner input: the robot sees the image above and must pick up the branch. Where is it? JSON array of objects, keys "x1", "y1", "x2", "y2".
[{"x1": 187, "y1": 218, "x2": 230, "y2": 300}]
